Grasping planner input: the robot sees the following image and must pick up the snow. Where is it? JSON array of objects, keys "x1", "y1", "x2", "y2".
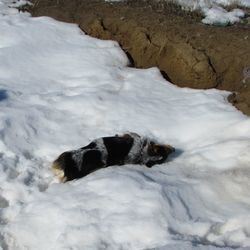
[
  {"x1": 202, "y1": 6, "x2": 245, "y2": 25},
  {"x1": 169, "y1": 0, "x2": 250, "y2": 9},
  {"x1": 106, "y1": 0, "x2": 250, "y2": 26},
  {"x1": 0, "y1": 0, "x2": 250, "y2": 249},
  {"x1": 0, "y1": 0, "x2": 30, "y2": 15}
]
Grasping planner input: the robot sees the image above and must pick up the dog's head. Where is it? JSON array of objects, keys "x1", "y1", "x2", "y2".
[
  {"x1": 52, "y1": 151, "x2": 79, "y2": 182},
  {"x1": 145, "y1": 141, "x2": 175, "y2": 167}
]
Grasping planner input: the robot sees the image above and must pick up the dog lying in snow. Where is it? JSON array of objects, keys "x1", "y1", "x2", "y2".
[{"x1": 52, "y1": 133, "x2": 175, "y2": 182}]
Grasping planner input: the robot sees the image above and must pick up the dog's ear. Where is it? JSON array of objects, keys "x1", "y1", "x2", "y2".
[{"x1": 154, "y1": 144, "x2": 175, "y2": 156}]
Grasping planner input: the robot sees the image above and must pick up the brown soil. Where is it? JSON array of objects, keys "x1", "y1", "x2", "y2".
[
  {"x1": 228, "y1": 78, "x2": 250, "y2": 116},
  {"x1": 28, "y1": 0, "x2": 250, "y2": 115}
]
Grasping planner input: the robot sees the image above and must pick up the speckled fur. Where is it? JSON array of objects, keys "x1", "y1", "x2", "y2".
[{"x1": 52, "y1": 133, "x2": 175, "y2": 182}]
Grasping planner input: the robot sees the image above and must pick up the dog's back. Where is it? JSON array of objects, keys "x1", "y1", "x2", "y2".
[{"x1": 52, "y1": 133, "x2": 175, "y2": 182}]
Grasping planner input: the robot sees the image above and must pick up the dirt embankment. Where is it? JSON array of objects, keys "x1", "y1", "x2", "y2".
[{"x1": 28, "y1": 0, "x2": 250, "y2": 115}]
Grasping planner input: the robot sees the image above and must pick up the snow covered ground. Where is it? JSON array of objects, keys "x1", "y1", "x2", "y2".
[
  {"x1": 107, "y1": 0, "x2": 250, "y2": 26},
  {"x1": 1, "y1": 1, "x2": 250, "y2": 249}
]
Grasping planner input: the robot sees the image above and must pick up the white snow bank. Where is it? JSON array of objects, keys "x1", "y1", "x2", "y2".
[
  {"x1": 202, "y1": 6, "x2": 245, "y2": 25},
  {"x1": 171, "y1": 0, "x2": 250, "y2": 10},
  {"x1": 1, "y1": 1, "x2": 250, "y2": 250},
  {"x1": 106, "y1": 0, "x2": 250, "y2": 26},
  {"x1": 0, "y1": 0, "x2": 30, "y2": 15}
]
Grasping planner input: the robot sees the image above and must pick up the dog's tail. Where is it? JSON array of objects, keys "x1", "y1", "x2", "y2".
[{"x1": 51, "y1": 158, "x2": 67, "y2": 183}]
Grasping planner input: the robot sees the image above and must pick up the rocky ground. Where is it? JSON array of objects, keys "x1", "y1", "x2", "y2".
[{"x1": 27, "y1": 0, "x2": 250, "y2": 115}]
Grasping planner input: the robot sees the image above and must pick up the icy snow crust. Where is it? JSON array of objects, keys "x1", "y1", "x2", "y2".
[{"x1": 1, "y1": 2, "x2": 250, "y2": 250}]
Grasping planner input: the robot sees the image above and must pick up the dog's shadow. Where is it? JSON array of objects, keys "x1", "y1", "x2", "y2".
[
  {"x1": 0, "y1": 90, "x2": 8, "y2": 102},
  {"x1": 167, "y1": 148, "x2": 184, "y2": 161}
]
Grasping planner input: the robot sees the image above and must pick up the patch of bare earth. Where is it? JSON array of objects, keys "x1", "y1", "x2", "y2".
[{"x1": 28, "y1": 0, "x2": 250, "y2": 115}]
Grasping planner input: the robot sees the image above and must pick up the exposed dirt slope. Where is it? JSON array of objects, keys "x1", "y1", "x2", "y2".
[{"x1": 28, "y1": 0, "x2": 250, "y2": 115}]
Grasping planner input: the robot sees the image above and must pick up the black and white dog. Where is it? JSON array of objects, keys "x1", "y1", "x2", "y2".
[{"x1": 52, "y1": 133, "x2": 175, "y2": 182}]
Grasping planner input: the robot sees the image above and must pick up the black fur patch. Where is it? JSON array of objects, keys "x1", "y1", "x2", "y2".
[
  {"x1": 81, "y1": 150, "x2": 104, "y2": 175},
  {"x1": 103, "y1": 136, "x2": 134, "y2": 166}
]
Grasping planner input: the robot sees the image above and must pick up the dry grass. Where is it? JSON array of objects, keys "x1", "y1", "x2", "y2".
[{"x1": 126, "y1": 0, "x2": 203, "y2": 21}]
